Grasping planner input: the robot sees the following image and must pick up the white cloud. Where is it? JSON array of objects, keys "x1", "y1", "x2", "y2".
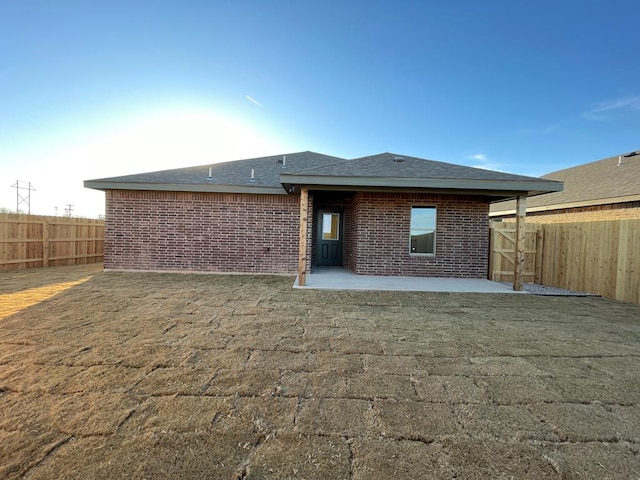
[
  {"x1": 465, "y1": 153, "x2": 506, "y2": 172},
  {"x1": 582, "y1": 96, "x2": 640, "y2": 120},
  {"x1": 245, "y1": 95, "x2": 264, "y2": 108}
]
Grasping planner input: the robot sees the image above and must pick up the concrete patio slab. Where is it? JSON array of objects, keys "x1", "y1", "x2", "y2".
[{"x1": 294, "y1": 267, "x2": 524, "y2": 293}]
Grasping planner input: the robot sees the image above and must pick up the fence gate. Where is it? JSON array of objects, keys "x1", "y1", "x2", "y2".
[{"x1": 489, "y1": 224, "x2": 542, "y2": 283}]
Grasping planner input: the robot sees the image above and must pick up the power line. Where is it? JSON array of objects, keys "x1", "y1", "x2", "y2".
[
  {"x1": 11, "y1": 181, "x2": 35, "y2": 214},
  {"x1": 65, "y1": 204, "x2": 74, "y2": 218}
]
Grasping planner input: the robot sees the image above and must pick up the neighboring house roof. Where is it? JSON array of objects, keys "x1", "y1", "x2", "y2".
[
  {"x1": 85, "y1": 150, "x2": 563, "y2": 199},
  {"x1": 490, "y1": 150, "x2": 640, "y2": 216}
]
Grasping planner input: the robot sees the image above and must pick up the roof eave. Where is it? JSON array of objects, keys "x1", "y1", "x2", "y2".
[
  {"x1": 280, "y1": 174, "x2": 563, "y2": 195},
  {"x1": 83, "y1": 180, "x2": 287, "y2": 195}
]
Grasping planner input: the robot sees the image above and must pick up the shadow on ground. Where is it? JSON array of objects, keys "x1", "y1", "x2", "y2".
[{"x1": 1, "y1": 265, "x2": 639, "y2": 479}]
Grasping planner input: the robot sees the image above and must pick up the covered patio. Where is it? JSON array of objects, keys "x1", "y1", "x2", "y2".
[{"x1": 283, "y1": 153, "x2": 563, "y2": 291}]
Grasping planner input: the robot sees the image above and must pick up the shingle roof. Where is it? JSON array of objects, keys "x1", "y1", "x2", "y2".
[
  {"x1": 85, "y1": 150, "x2": 562, "y2": 198},
  {"x1": 284, "y1": 152, "x2": 546, "y2": 182},
  {"x1": 84, "y1": 151, "x2": 346, "y2": 194},
  {"x1": 490, "y1": 150, "x2": 640, "y2": 215},
  {"x1": 279, "y1": 152, "x2": 561, "y2": 197}
]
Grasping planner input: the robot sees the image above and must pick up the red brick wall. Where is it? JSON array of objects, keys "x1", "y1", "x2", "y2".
[
  {"x1": 349, "y1": 192, "x2": 490, "y2": 278},
  {"x1": 105, "y1": 189, "x2": 490, "y2": 277},
  {"x1": 105, "y1": 190, "x2": 300, "y2": 273},
  {"x1": 347, "y1": 194, "x2": 361, "y2": 273}
]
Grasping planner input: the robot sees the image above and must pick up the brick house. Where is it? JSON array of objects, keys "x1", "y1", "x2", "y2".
[
  {"x1": 490, "y1": 150, "x2": 640, "y2": 223},
  {"x1": 85, "y1": 151, "x2": 561, "y2": 280}
]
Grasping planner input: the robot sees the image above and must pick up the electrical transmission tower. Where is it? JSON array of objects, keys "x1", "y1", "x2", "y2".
[
  {"x1": 11, "y1": 181, "x2": 36, "y2": 214},
  {"x1": 65, "y1": 204, "x2": 74, "y2": 217}
]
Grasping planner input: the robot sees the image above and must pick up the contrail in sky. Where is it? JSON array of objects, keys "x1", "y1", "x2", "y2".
[{"x1": 245, "y1": 95, "x2": 264, "y2": 108}]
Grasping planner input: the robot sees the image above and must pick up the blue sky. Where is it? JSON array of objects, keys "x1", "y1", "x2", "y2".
[{"x1": 1, "y1": 1, "x2": 639, "y2": 217}]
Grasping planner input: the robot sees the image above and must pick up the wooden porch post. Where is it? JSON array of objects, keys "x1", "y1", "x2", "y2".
[
  {"x1": 298, "y1": 186, "x2": 309, "y2": 286},
  {"x1": 513, "y1": 194, "x2": 527, "y2": 291}
]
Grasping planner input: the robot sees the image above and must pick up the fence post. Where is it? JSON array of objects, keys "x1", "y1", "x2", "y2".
[
  {"x1": 42, "y1": 220, "x2": 50, "y2": 267},
  {"x1": 513, "y1": 195, "x2": 527, "y2": 291},
  {"x1": 487, "y1": 226, "x2": 494, "y2": 280}
]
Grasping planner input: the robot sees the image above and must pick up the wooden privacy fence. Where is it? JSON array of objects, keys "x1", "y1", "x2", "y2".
[
  {"x1": 490, "y1": 219, "x2": 640, "y2": 304},
  {"x1": 0, "y1": 213, "x2": 104, "y2": 271}
]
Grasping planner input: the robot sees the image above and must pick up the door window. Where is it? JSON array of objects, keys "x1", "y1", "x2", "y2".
[{"x1": 322, "y1": 213, "x2": 340, "y2": 240}]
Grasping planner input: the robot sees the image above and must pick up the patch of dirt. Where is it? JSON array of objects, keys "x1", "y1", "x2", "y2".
[{"x1": 1, "y1": 264, "x2": 639, "y2": 479}]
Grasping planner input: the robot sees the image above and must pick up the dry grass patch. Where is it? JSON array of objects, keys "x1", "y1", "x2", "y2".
[
  {"x1": 345, "y1": 372, "x2": 419, "y2": 400},
  {"x1": 439, "y1": 439, "x2": 558, "y2": 478},
  {"x1": 0, "y1": 430, "x2": 69, "y2": 480},
  {"x1": 207, "y1": 368, "x2": 280, "y2": 397},
  {"x1": 0, "y1": 391, "x2": 137, "y2": 436},
  {"x1": 376, "y1": 400, "x2": 459, "y2": 440},
  {"x1": 453, "y1": 404, "x2": 559, "y2": 442},
  {"x1": 295, "y1": 398, "x2": 375, "y2": 437},
  {"x1": 413, "y1": 375, "x2": 488, "y2": 403},
  {"x1": 246, "y1": 434, "x2": 351, "y2": 479},
  {"x1": 1, "y1": 265, "x2": 639, "y2": 479},
  {"x1": 540, "y1": 442, "x2": 640, "y2": 479},
  {"x1": 279, "y1": 370, "x2": 347, "y2": 398},
  {"x1": 351, "y1": 437, "x2": 452, "y2": 480},
  {"x1": 529, "y1": 403, "x2": 637, "y2": 442},
  {"x1": 23, "y1": 432, "x2": 252, "y2": 480}
]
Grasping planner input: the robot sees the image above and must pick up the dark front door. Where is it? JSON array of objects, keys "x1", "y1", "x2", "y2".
[{"x1": 317, "y1": 211, "x2": 343, "y2": 266}]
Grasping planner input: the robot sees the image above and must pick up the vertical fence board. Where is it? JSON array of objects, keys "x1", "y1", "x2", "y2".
[
  {"x1": 534, "y1": 230, "x2": 543, "y2": 283},
  {"x1": 616, "y1": 220, "x2": 640, "y2": 303},
  {"x1": 0, "y1": 218, "x2": 5, "y2": 266},
  {"x1": 43, "y1": 221, "x2": 50, "y2": 267}
]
